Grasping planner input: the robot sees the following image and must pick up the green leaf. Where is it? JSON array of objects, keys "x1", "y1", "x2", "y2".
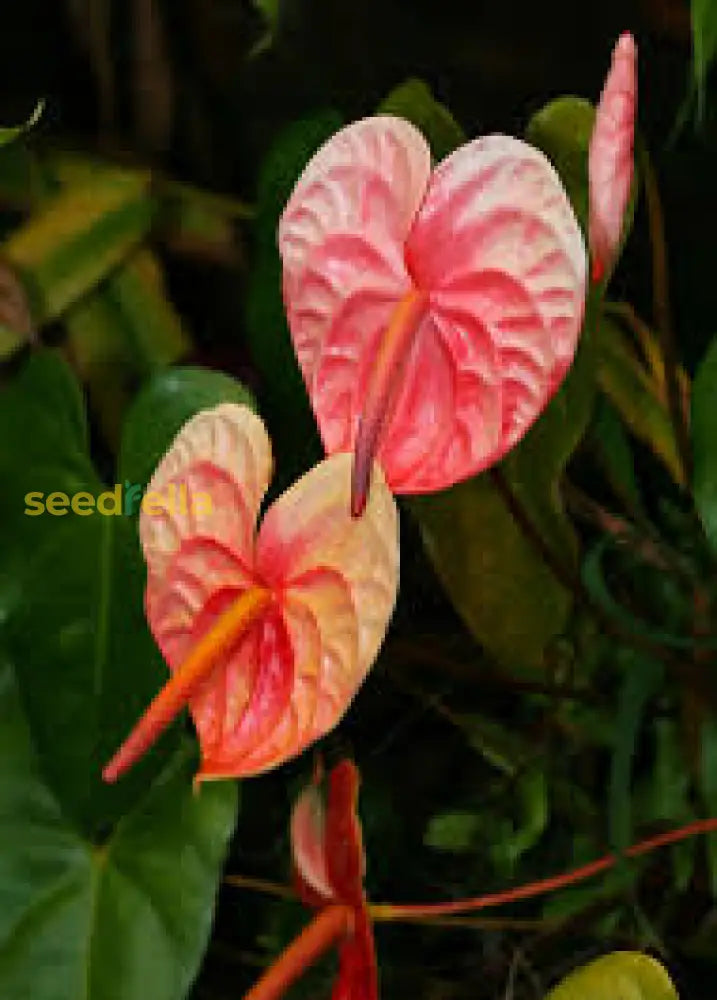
[
  {"x1": 691, "y1": 0, "x2": 717, "y2": 119},
  {"x1": 526, "y1": 97, "x2": 594, "y2": 235},
  {"x1": 0, "y1": 660, "x2": 237, "y2": 1000},
  {"x1": 545, "y1": 951, "x2": 679, "y2": 1000},
  {"x1": 596, "y1": 315, "x2": 683, "y2": 485},
  {"x1": 413, "y1": 475, "x2": 570, "y2": 670},
  {"x1": 2, "y1": 168, "x2": 153, "y2": 326},
  {"x1": 65, "y1": 248, "x2": 191, "y2": 447},
  {"x1": 377, "y1": 78, "x2": 466, "y2": 159},
  {"x1": 424, "y1": 810, "x2": 482, "y2": 852},
  {"x1": 502, "y1": 330, "x2": 596, "y2": 564},
  {"x1": 246, "y1": 111, "x2": 342, "y2": 486},
  {"x1": 119, "y1": 366, "x2": 256, "y2": 492},
  {"x1": 608, "y1": 653, "x2": 663, "y2": 858},
  {"x1": 0, "y1": 101, "x2": 44, "y2": 149},
  {"x1": 590, "y1": 399, "x2": 644, "y2": 518},
  {"x1": 251, "y1": 0, "x2": 280, "y2": 56},
  {"x1": 526, "y1": 97, "x2": 637, "y2": 283},
  {"x1": 412, "y1": 338, "x2": 595, "y2": 670},
  {"x1": 0, "y1": 352, "x2": 173, "y2": 832},
  {"x1": 0, "y1": 354, "x2": 253, "y2": 834},
  {"x1": 692, "y1": 332, "x2": 717, "y2": 551}
]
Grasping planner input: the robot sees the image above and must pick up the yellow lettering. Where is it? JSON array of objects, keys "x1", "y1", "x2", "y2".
[
  {"x1": 97, "y1": 484, "x2": 122, "y2": 516},
  {"x1": 72, "y1": 492, "x2": 96, "y2": 516}
]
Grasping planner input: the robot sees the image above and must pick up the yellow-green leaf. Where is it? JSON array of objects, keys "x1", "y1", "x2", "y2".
[
  {"x1": 545, "y1": 951, "x2": 679, "y2": 1000},
  {"x1": 596, "y1": 315, "x2": 683, "y2": 485},
  {"x1": 2, "y1": 168, "x2": 153, "y2": 325},
  {"x1": 0, "y1": 101, "x2": 44, "y2": 149},
  {"x1": 64, "y1": 248, "x2": 190, "y2": 445}
]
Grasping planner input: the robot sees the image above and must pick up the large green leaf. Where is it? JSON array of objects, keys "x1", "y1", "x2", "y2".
[
  {"x1": 0, "y1": 353, "x2": 252, "y2": 835},
  {"x1": 545, "y1": 951, "x2": 679, "y2": 1000},
  {"x1": 377, "y1": 78, "x2": 466, "y2": 159},
  {"x1": 2, "y1": 168, "x2": 153, "y2": 326},
  {"x1": 0, "y1": 352, "x2": 174, "y2": 833},
  {"x1": 692, "y1": 332, "x2": 717, "y2": 551},
  {"x1": 0, "y1": 350, "x2": 244, "y2": 998},
  {"x1": 0, "y1": 660, "x2": 237, "y2": 1000},
  {"x1": 412, "y1": 339, "x2": 594, "y2": 670},
  {"x1": 245, "y1": 111, "x2": 342, "y2": 487}
]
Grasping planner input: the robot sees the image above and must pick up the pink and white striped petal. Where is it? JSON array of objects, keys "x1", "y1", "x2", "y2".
[
  {"x1": 134, "y1": 405, "x2": 398, "y2": 781},
  {"x1": 279, "y1": 119, "x2": 588, "y2": 496},
  {"x1": 589, "y1": 32, "x2": 637, "y2": 283}
]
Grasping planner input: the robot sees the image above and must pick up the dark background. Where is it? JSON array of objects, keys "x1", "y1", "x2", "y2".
[{"x1": 1, "y1": 2, "x2": 716, "y2": 997}]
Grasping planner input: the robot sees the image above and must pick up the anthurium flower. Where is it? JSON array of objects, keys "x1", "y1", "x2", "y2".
[
  {"x1": 290, "y1": 760, "x2": 378, "y2": 1000},
  {"x1": 103, "y1": 405, "x2": 398, "y2": 785},
  {"x1": 279, "y1": 117, "x2": 587, "y2": 515},
  {"x1": 589, "y1": 32, "x2": 637, "y2": 283}
]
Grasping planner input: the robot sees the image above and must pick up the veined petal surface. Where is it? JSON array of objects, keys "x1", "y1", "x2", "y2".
[
  {"x1": 280, "y1": 120, "x2": 587, "y2": 494},
  {"x1": 136, "y1": 406, "x2": 398, "y2": 780}
]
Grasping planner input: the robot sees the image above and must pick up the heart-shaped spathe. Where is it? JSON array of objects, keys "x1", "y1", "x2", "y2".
[
  {"x1": 104, "y1": 404, "x2": 398, "y2": 783},
  {"x1": 279, "y1": 118, "x2": 588, "y2": 512}
]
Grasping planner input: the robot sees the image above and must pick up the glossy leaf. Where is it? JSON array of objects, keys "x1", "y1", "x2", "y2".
[
  {"x1": 2, "y1": 167, "x2": 153, "y2": 326},
  {"x1": 692, "y1": 332, "x2": 717, "y2": 551},
  {"x1": 0, "y1": 352, "x2": 179, "y2": 832},
  {"x1": 413, "y1": 474, "x2": 570, "y2": 670},
  {"x1": 124, "y1": 406, "x2": 398, "y2": 781},
  {"x1": 0, "y1": 660, "x2": 237, "y2": 1000},
  {"x1": 589, "y1": 34, "x2": 637, "y2": 283},
  {"x1": 377, "y1": 78, "x2": 466, "y2": 159},
  {"x1": 280, "y1": 117, "x2": 587, "y2": 497},
  {"x1": 412, "y1": 336, "x2": 594, "y2": 669},
  {"x1": 545, "y1": 951, "x2": 679, "y2": 1000}
]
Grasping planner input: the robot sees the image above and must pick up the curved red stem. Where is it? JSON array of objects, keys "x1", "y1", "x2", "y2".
[{"x1": 372, "y1": 818, "x2": 717, "y2": 920}]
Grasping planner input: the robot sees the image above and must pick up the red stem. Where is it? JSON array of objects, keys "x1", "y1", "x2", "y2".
[
  {"x1": 242, "y1": 904, "x2": 353, "y2": 1000},
  {"x1": 372, "y1": 818, "x2": 717, "y2": 920}
]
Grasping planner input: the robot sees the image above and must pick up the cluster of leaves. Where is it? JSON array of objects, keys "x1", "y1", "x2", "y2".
[{"x1": 0, "y1": 17, "x2": 716, "y2": 1000}]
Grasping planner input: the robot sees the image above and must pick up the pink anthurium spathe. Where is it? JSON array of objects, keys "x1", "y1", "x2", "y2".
[
  {"x1": 589, "y1": 32, "x2": 638, "y2": 283},
  {"x1": 279, "y1": 118, "x2": 588, "y2": 515},
  {"x1": 102, "y1": 405, "x2": 398, "y2": 785}
]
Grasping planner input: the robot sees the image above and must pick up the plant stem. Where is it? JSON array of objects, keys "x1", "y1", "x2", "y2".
[
  {"x1": 242, "y1": 904, "x2": 352, "y2": 1000},
  {"x1": 224, "y1": 875, "x2": 297, "y2": 901},
  {"x1": 370, "y1": 818, "x2": 717, "y2": 920},
  {"x1": 640, "y1": 146, "x2": 692, "y2": 486}
]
